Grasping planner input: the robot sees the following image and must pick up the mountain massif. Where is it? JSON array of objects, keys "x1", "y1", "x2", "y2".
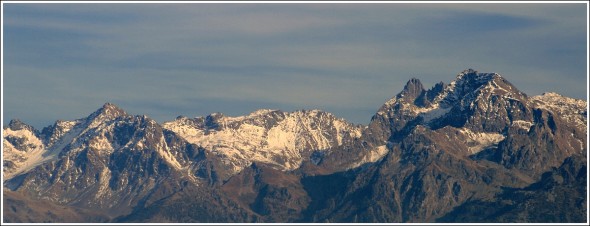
[{"x1": 2, "y1": 69, "x2": 587, "y2": 223}]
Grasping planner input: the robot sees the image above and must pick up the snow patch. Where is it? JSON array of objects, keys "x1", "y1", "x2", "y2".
[
  {"x1": 512, "y1": 120, "x2": 533, "y2": 132},
  {"x1": 531, "y1": 93, "x2": 586, "y2": 130},
  {"x1": 459, "y1": 128, "x2": 505, "y2": 154},
  {"x1": 3, "y1": 127, "x2": 47, "y2": 179},
  {"x1": 158, "y1": 144, "x2": 183, "y2": 170},
  {"x1": 56, "y1": 120, "x2": 77, "y2": 134},
  {"x1": 417, "y1": 105, "x2": 451, "y2": 122},
  {"x1": 248, "y1": 109, "x2": 278, "y2": 117},
  {"x1": 163, "y1": 110, "x2": 362, "y2": 175},
  {"x1": 95, "y1": 167, "x2": 112, "y2": 199},
  {"x1": 348, "y1": 145, "x2": 389, "y2": 169},
  {"x1": 89, "y1": 133, "x2": 114, "y2": 152},
  {"x1": 266, "y1": 123, "x2": 297, "y2": 151}
]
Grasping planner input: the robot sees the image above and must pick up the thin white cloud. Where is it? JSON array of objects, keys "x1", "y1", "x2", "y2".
[{"x1": 3, "y1": 3, "x2": 587, "y2": 128}]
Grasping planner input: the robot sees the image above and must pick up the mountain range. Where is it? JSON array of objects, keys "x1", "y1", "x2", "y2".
[{"x1": 2, "y1": 69, "x2": 587, "y2": 223}]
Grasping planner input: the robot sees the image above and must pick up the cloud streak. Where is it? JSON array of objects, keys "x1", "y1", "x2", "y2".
[{"x1": 2, "y1": 3, "x2": 587, "y2": 129}]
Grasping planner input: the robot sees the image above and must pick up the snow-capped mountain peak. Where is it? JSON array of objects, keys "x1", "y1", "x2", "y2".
[
  {"x1": 248, "y1": 109, "x2": 279, "y2": 117},
  {"x1": 531, "y1": 92, "x2": 587, "y2": 130},
  {"x1": 3, "y1": 104, "x2": 133, "y2": 180},
  {"x1": 455, "y1": 68, "x2": 500, "y2": 82},
  {"x1": 85, "y1": 103, "x2": 128, "y2": 129},
  {"x1": 370, "y1": 69, "x2": 539, "y2": 149},
  {"x1": 3, "y1": 120, "x2": 45, "y2": 179},
  {"x1": 440, "y1": 69, "x2": 523, "y2": 106},
  {"x1": 3, "y1": 69, "x2": 587, "y2": 223},
  {"x1": 378, "y1": 70, "x2": 512, "y2": 115},
  {"x1": 163, "y1": 109, "x2": 362, "y2": 176}
]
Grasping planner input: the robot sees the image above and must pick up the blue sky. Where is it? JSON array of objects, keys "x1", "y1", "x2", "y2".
[{"x1": 2, "y1": 3, "x2": 588, "y2": 129}]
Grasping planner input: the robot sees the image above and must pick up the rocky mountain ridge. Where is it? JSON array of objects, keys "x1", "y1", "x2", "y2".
[{"x1": 2, "y1": 69, "x2": 587, "y2": 223}]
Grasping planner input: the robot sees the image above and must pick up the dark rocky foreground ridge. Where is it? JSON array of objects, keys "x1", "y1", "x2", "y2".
[{"x1": 2, "y1": 69, "x2": 588, "y2": 223}]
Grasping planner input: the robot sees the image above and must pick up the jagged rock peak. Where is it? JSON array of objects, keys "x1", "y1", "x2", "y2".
[
  {"x1": 205, "y1": 112, "x2": 225, "y2": 122},
  {"x1": 207, "y1": 112, "x2": 225, "y2": 118},
  {"x1": 102, "y1": 102, "x2": 125, "y2": 112},
  {"x1": 248, "y1": 109, "x2": 280, "y2": 117},
  {"x1": 93, "y1": 102, "x2": 126, "y2": 116},
  {"x1": 427, "y1": 81, "x2": 446, "y2": 98},
  {"x1": 176, "y1": 115, "x2": 189, "y2": 120},
  {"x1": 458, "y1": 68, "x2": 478, "y2": 76},
  {"x1": 540, "y1": 92, "x2": 562, "y2": 97},
  {"x1": 431, "y1": 81, "x2": 446, "y2": 90},
  {"x1": 85, "y1": 103, "x2": 128, "y2": 127},
  {"x1": 406, "y1": 78, "x2": 423, "y2": 87},
  {"x1": 454, "y1": 68, "x2": 501, "y2": 85},
  {"x1": 444, "y1": 69, "x2": 521, "y2": 102},
  {"x1": 7, "y1": 119, "x2": 36, "y2": 132},
  {"x1": 399, "y1": 78, "x2": 425, "y2": 101}
]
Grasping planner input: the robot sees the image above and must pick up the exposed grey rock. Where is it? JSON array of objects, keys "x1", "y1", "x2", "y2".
[{"x1": 3, "y1": 69, "x2": 586, "y2": 223}]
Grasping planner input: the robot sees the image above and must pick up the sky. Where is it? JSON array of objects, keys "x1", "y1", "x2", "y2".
[{"x1": 2, "y1": 2, "x2": 588, "y2": 129}]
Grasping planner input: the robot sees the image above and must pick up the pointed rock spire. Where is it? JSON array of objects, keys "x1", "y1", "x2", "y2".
[{"x1": 399, "y1": 78, "x2": 425, "y2": 102}]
